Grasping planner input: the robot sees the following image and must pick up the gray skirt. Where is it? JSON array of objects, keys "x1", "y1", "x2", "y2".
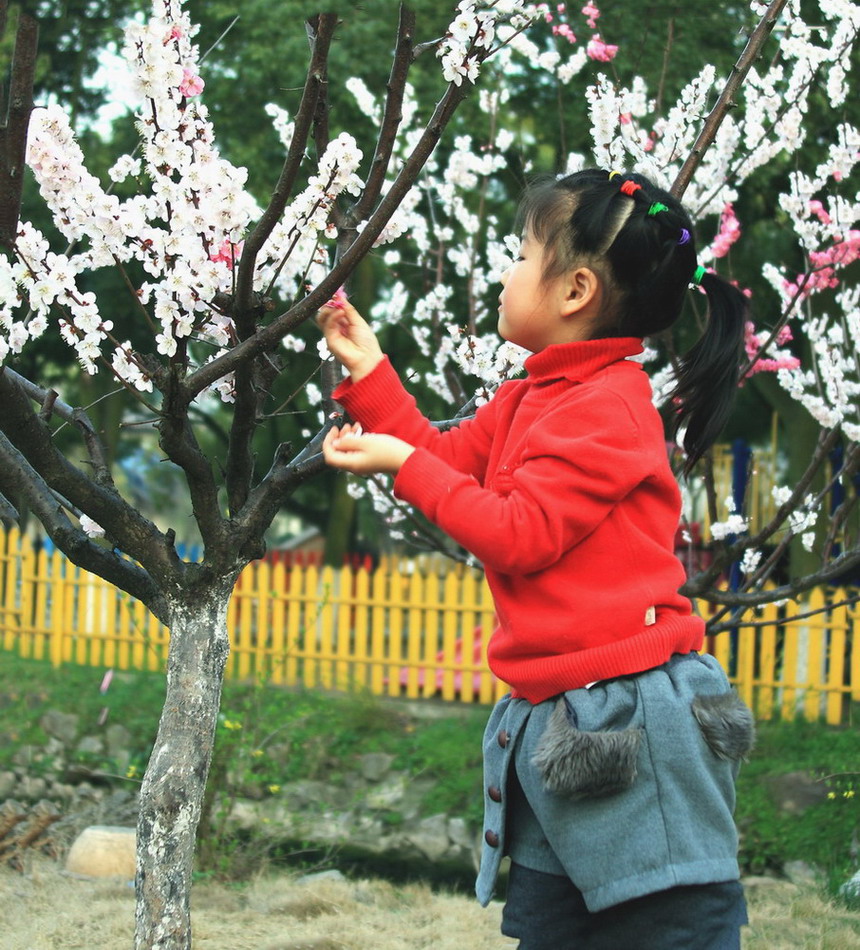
[{"x1": 475, "y1": 652, "x2": 754, "y2": 913}]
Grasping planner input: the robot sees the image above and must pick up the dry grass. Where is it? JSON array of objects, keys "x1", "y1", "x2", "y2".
[{"x1": 3, "y1": 857, "x2": 859, "y2": 949}]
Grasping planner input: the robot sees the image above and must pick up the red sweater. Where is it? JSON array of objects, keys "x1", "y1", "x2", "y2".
[{"x1": 333, "y1": 337, "x2": 704, "y2": 704}]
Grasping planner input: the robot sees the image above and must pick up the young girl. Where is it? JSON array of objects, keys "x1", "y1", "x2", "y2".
[{"x1": 318, "y1": 169, "x2": 755, "y2": 949}]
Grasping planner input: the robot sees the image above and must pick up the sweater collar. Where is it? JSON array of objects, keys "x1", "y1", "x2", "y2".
[{"x1": 524, "y1": 337, "x2": 644, "y2": 383}]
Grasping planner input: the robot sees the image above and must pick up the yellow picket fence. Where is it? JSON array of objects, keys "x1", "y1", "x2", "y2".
[{"x1": 0, "y1": 529, "x2": 858, "y2": 723}]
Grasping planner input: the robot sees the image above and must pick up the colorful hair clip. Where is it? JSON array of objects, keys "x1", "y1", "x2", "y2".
[
  {"x1": 677, "y1": 228, "x2": 691, "y2": 245},
  {"x1": 619, "y1": 180, "x2": 642, "y2": 196},
  {"x1": 608, "y1": 170, "x2": 623, "y2": 180},
  {"x1": 647, "y1": 202, "x2": 669, "y2": 216},
  {"x1": 691, "y1": 265, "x2": 707, "y2": 286}
]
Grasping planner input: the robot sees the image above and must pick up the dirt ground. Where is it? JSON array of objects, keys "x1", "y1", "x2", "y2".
[{"x1": 3, "y1": 857, "x2": 860, "y2": 950}]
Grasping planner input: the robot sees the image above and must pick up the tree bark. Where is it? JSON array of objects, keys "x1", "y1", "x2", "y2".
[{"x1": 134, "y1": 578, "x2": 236, "y2": 950}]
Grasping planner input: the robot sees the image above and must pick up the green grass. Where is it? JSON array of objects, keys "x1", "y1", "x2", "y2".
[{"x1": 1, "y1": 653, "x2": 858, "y2": 898}]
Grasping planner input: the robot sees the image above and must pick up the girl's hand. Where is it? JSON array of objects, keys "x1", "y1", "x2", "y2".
[
  {"x1": 322, "y1": 423, "x2": 414, "y2": 476},
  {"x1": 316, "y1": 299, "x2": 384, "y2": 382}
]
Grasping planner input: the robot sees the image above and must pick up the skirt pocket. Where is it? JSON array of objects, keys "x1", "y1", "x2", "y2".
[{"x1": 531, "y1": 695, "x2": 642, "y2": 798}]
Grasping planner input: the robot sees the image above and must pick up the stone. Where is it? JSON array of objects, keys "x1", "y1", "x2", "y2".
[
  {"x1": 17, "y1": 775, "x2": 47, "y2": 800},
  {"x1": 104, "y1": 724, "x2": 131, "y2": 759},
  {"x1": 65, "y1": 825, "x2": 136, "y2": 879},
  {"x1": 76, "y1": 735, "x2": 104, "y2": 757},
  {"x1": 40, "y1": 710, "x2": 80, "y2": 746},
  {"x1": 783, "y1": 860, "x2": 824, "y2": 886},
  {"x1": 44, "y1": 737, "x2": 66, "y2": 761},
  {"x1": 765, "y1": 771, "x2": 829, "y2": 815},
  {"x1": 12, "y1": 745, "x2": 40, "y2": 768},
  {"x1": 0, "y1": 770, "x2": 16, "y2": 798},
  {"x1": 364, "y1": 774, "x2": 407, "y2": 809},
  {"x1": 359, "y1": 753, "x2": 395, "y2": 782},
  {"x1": 839, "y1": 869, "x2": 860, "y2": 899},
  {"x1": 406, "y1": 813, "x2": 450, "y2": 862},
  {"x1": 447, "y1": 816, "x2": 473, "y2": 850}
]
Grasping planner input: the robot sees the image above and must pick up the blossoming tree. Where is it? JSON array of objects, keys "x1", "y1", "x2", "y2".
[{"x1": 0, "y1": 0, "x2": 858, "y2": 946}]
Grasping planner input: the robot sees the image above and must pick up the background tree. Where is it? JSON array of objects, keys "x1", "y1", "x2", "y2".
[{"x1": 0, "y1": 0, "x2": 858, "y2": 947}]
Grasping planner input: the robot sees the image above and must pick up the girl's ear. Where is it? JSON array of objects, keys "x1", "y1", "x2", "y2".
[{"x1": 561, "y1": 266, "x2": 601, "y2": 317}]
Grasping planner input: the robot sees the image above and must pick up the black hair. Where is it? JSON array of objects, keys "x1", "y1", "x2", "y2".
[{"x1": 517, "y1": 168, "x2": 748, "y2": 475}]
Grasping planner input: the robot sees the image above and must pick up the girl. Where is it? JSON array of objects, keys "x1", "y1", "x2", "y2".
[{"x1": 318, "y1": 169, "x2": 755, "y2": 949}]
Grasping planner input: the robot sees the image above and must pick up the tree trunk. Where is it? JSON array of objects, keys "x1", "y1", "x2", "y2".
[{"x1": 134, "y1": 578, "x2": 235, "y2": 950}]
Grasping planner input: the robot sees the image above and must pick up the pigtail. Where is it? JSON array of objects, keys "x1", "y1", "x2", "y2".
[{"x1": 670, "y1": 272, "x2": 748, "y2": 476}]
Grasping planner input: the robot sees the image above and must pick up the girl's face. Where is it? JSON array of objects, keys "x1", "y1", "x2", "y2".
[{"x1": 498, "y1": 233, "x2": 586, "y2": 352}]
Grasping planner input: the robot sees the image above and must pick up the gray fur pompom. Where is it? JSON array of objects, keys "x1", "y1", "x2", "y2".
[
  {"x1": 691, "y1": 691, "x2": 756, "y2": 761},
  {"x1": 532, "y1": 698, "x2": 642, "y2": 798}
]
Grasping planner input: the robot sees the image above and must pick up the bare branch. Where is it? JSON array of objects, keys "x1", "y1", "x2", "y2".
[
  {"x1": 157, "y1": 377, "x2": 227, "y2": 552},
  {"x1": 3, "y1": 367, "x2": 115, "y2": 487},
  {"x1": 671, "y1": 0, "x2": 789, "y2": 199},
  {"x1": 0, "y1": 488, "x2": 18, "y2": 524},
  {"x1": 697, "y1": 548, "x2": 860, "y2": 610},
  {"x1": 232, "y1": 13, "x2": 338, "y2": 316},
  {"x1": 0, "y1": 429, "x2": 169, "y2": 623},
  {"x1": 683, "y1": 427, "x2": 843, "y2": 597},
  {"x1": 707, "y1": 593, "x2": 860, "y2": 635},
  {"x1": 352, "y1": 4, "x2": 416, "y2": 221},
  {"x1": 307, "y1": 16, "x2": 332, "y2": 165},
  {"x1": 0, "y1": 7, "x2": 37, "y2": 246},
  {"x1": 0, "y1": 369, "x2": 178, "y2": 582}
]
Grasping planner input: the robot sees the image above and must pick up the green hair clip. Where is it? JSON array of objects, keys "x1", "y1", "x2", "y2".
[
  {"x1": 692, "y1": 265, "x2": 707, "y2": 286},
  {"x1": 647, "y1": 202, "x2": 669, "y2": 216}
]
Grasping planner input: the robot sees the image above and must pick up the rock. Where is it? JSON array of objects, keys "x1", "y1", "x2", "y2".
[
  {"x1": 447, "y1": 816, "x2": 473, "y2": 850},
  {"x1": 765, "y1": 771, "x2": 829, "y2": 815},
  {"x1": 17, "y1": 775, "x2": 47, "y2": 800},
  {"x1": 839, "y1": 869, "x2": 860, "y2": 899},
  {"x1": 44, "y1": 737, "x2": 66, "y2": 761},
  {"x1": 783, "y1": 860, "x2": 824, "y2": 887},
  {"x1": 359, "y1": 753, "x2": 395, "y2": 782},
  {"x1": 40, "y1": 710, "x2": 80, "y2": 746},
  {"x1": 65, "y1": 825, "x2": 136, "y2": 879},
  {"x1": 104, "y1": 724, "x2": 131, "y2": 759},
  {"x1": 12, "y1": 745, "x2": 40, "y2": 768},
  {"x1": 0, "y1": 770, "x2": 16, "y2": 798},
  {"x1": 364, "y1": 774, "x2": 407, "y2": 809},
  {"x1": 76, "y1": 736, "x2": 104, "y2": 757},
  {"x1": 406, "y1": 813, "x2": 450, "y2": 862}
]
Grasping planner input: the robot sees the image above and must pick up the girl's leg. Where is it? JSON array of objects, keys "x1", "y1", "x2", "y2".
[{"x1": 502, "y1": 862, "x2": 747, "y2": 950}]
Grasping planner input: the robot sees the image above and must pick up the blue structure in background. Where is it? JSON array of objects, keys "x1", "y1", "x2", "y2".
[{"x1": 725, "y1": 439, "x2": 752, "y2": 677}]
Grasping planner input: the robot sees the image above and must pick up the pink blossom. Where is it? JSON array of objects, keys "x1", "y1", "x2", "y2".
[
  {"x1": 324, "y1": 286, "x2": 349, "y2": 310},
  {"x1": 586, "y1": 35, "x2": 617, "y2": 62},
  {"x1": 553, "y1": 23, "x2": 576, "y2": 43},
  {"x1": 784, "y1": 230, "x2": 860, "y2": 299},
  {"x1": 164, "y1": 24, "x2": 184, "y2": 45},
  {"x1": 179, "y1": 67, "x2": 205, "y2": 98},
  {"x1": 582, "y1": 2, "x2": 601, "y2": 28},
  {"x1": 743, "y1": 320, "x2": 801, "y2": 377},
  {"x1": 619, "y1": 112, "x2": 632, "y2": 125},
  {"x1": 808, "y1": 200, "x2": 831, "y2": 225},
  {"x1": 711, "y1": 203, "x2": 741, "y2": 258},
  {"x1": 209, "y1": 239, "x2": 244, "y2": 267}
]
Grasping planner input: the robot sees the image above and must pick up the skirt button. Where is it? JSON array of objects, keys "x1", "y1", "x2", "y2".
[{"x1": 485, "y1": 830, "x2": 500, "y2": 848}]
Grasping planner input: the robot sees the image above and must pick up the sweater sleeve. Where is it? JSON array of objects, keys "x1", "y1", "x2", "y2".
[
  {"x1": 333, "y1": 356, "x2": 499, "y2": 481},
  {"x1": 393, "y1": 389, "x2": 652, "y2": 575}
]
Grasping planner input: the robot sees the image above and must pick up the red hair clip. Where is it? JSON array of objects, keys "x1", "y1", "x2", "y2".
[{"x1": 619, "y1": 180, "x2": 642, "y2": 197}]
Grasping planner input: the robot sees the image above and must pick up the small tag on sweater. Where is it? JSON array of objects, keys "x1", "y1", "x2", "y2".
[{"x1": 645, "y1": 606, "x2": 656, "y2": 626}]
